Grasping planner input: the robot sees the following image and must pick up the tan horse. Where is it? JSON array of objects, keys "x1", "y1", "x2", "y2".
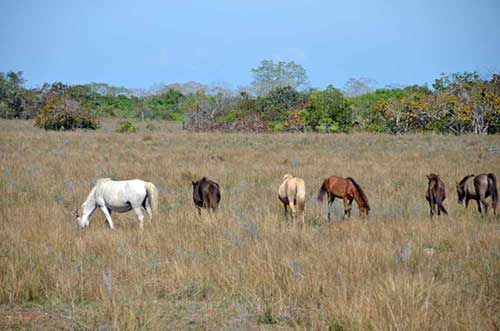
[
  {"x1": 317, "y1": 176, "x2": 370, "y2": 220},
  {"x1": 278, "y1": 174, "x2": 306, "y2": 224}
]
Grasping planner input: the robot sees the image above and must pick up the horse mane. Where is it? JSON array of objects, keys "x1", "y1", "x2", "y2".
[
  {"x1": 458, "y1": 174, "x2": 474, "y2": 186},
  {"x1": 347, "y1": 177, "x2": 370, "y2": 210}
]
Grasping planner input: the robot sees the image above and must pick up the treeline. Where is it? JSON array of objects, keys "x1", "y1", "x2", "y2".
[{"x1": 1, "y1": 63, "x2": 499, "y2": 134}]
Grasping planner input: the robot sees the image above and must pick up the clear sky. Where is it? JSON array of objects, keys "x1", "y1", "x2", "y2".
[{"x1": 1, "y1": 0, "x2": 499, "y2": 90}]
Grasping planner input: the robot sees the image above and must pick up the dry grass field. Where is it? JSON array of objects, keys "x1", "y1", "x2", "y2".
[{"x1": 0, "y1": 119, "x2": 499, "y2": 330}]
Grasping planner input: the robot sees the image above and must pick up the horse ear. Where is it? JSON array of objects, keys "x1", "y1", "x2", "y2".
[
  {"x1": 75, "y1": 208, "x2": 79, "y2": 217},
  {"x1": 192, "y1": 181, "x2": 195, "y2": 186},
  {"x1": 426, "y1": 175, "x2": 431, "y2": 180}
]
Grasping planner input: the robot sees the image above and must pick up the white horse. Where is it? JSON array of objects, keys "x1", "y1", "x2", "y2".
[{"x1": 76, "y1": 178, "x2": 158, "y2": 230}]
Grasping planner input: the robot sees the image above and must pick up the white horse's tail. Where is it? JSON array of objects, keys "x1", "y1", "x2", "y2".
[
  {"x1": 145, "y1": 182, "x2": 159, "y2": 216},
  {"x1": 296, "y1": 179, "x2": 306, "y2": 213}
]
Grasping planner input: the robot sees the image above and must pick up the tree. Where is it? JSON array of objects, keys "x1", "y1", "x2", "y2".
[
  {"x1": 350, "y1": 88, "x2": 407, "y2": 132},
  {"x1": 432, "y1": 72, "x2": 481, "y2": 93},
  {"x1": 257, "y1": 86, "x2": 301, "y2": 122},
  {"x1": 431, "y1": 72, "x2": 500, "y2": 134},
  {"x1": 304, "y1": 85, "x2": 352, "y2": 132},
  {"x1": 144, "y1": 89, "x2": 184, "y2": 120},
  {"x1": 251, "y1": 60, "x2": 309, "y2": 96},
  {"x1": 0, "y1": 71, "x2": 35, "y2": 119},
  {"x1": 374, "y1": 89, "x2": 435, "y2": 134},
  {"x1": 34, "y1": 94, "x2": 99, "y2": 130},
  {"x1": 342, "y1": 77, "x2": 377, "y2": 98}
]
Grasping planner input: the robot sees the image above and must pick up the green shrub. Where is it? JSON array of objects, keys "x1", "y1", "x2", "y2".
[
  {"x1": 304, "y1": 85, "x2": 352, "y2": 132},
  {"x1": 116, "y1": 120, "x2": 137, "y2": 133},
  {"x1": 34, "y1": 95, "x2": 99, "y2": 130}
]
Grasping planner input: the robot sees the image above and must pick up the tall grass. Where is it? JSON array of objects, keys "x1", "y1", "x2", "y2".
[{"x1": 0, "y1": 120, "x2": 499, "y2": 330}]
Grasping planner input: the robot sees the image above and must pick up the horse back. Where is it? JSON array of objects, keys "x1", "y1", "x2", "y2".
[{"x1": 326, "y1": 176, "x2": 350, "y2": 198}]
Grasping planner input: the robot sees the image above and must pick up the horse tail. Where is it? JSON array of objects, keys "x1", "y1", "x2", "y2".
[
  {"x1": 296, "y1": 180, "x2": 306, "y2": 213},
  {"x1": 317, "y1": 179, "x2": 328, "y2": 202},
  {"x1": 488, "y1": 173, "x2": 498, "y2": 212},
  {"x1": 347, "y1": 177, "x2": 370, "y2": 212},
  {"x1": 145, "y1": 182, "x2": 159, "y2": 216}
]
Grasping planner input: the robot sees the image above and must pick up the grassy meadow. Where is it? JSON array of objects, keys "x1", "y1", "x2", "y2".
[{"x1": 0, "y1": 119, "x2": 499, "y2": 330}]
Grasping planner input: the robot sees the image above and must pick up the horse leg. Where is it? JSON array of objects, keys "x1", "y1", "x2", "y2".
[
  {"x1": 133, "y1": 206, "x2": 145, "y2": 229},
  {"x1": 480, "y1": 197, "x2": 489, "y2": 215},
  {"x1": 428, "y1": 200, "x2": 434, "y2": 218},
  {"x1": 347, "y1": 198, "x2": 353, "y2": 218},
  {"x1": 465, "y1": 198, "x2": 470, "y2": 208},
  {"x1": 342, "y1": 197, "x2": 350, "y2": 219},
  {"x1": 327, "y1": 196, "x2": 335, "y2": 222},
  {"x1": 100, "y1": 206, "x2": 115, "y2": 230},
  {"x1": 476, "y1": 199, "x2": 483, "y2": 215},
  {"x1": 283, "y1": 203, "x2": 289, "y2": 219},
  {"x1": 288, "y1": 201, "x2": 297, "y2": 224}
]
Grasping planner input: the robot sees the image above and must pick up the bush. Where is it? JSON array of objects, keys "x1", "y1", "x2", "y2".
[
  {"x1": 34, "y1": 95, "x2": 99, "y2": 130},
  {"x1": 283, "y1": 109, "x2": 306, "y2": 132},
  {"x1": 116, "y1": 120, "x2": 137, "y2": 133},
  {"x1": 305, "y1": 85, "x2": 352, "y2": 132}
]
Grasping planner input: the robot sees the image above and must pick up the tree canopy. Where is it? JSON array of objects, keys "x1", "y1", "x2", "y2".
[{"x1": 251, "y1": 60, "x2": 309, "y2": 96}]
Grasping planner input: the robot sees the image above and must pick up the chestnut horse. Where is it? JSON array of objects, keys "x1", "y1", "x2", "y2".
[{"x1": 317, "y1": 176, "x2": 370, "y2": 220}]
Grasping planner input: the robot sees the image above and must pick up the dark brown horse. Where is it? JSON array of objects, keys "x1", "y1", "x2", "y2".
[
  {"x1": 457, "y1": 173, "x2": 498, "y2": 216},
  {"x1": 317, "y1": 176, "x2": 370, "y2": 220},
  {"x1": 425, "y1": 174, "x2": 448, "y2": 218},
  {"x1": 192, "y1": 177, "x2": 221, "y2": 215}
]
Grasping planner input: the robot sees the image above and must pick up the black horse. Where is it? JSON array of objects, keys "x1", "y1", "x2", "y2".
[
  {"x1": 457, "y1": 173, "x2": 498, "y2": 216},
  {"x1": 192, "y1": 177, "x2": 221, "y2": 215}
]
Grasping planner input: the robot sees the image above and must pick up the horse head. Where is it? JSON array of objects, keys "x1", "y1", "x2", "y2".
[
  {"x1": 427, "y1": 173, "x2": 439, "y2": 181},
  {"x1": 75, "y1": 206, "x2": 89, "y2": 228}
]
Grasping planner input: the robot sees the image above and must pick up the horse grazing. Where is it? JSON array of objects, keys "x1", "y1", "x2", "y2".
[
  {"x1": 76, "y1": 178, "x2": 158, "y2": 230},
  {"x1": 317, "y1": 176, "x2": 370, "y2": 220},
  {"x1": 425, "y1": 174, "x2": 448, "y2": 218},
  {"x1": 278, "y1": 174, "x2": 306, "y2": 224},
  {"x1": 457, "y1": 173, "x2": 498, "y2": 216},
  {"x1": 192, "y1": 177, "x2": 221, "y2": 215}
]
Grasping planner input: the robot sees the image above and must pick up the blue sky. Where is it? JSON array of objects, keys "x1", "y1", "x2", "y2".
[{"x1": 1, "y1": 0, "x2": 499, "y2": 90}]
